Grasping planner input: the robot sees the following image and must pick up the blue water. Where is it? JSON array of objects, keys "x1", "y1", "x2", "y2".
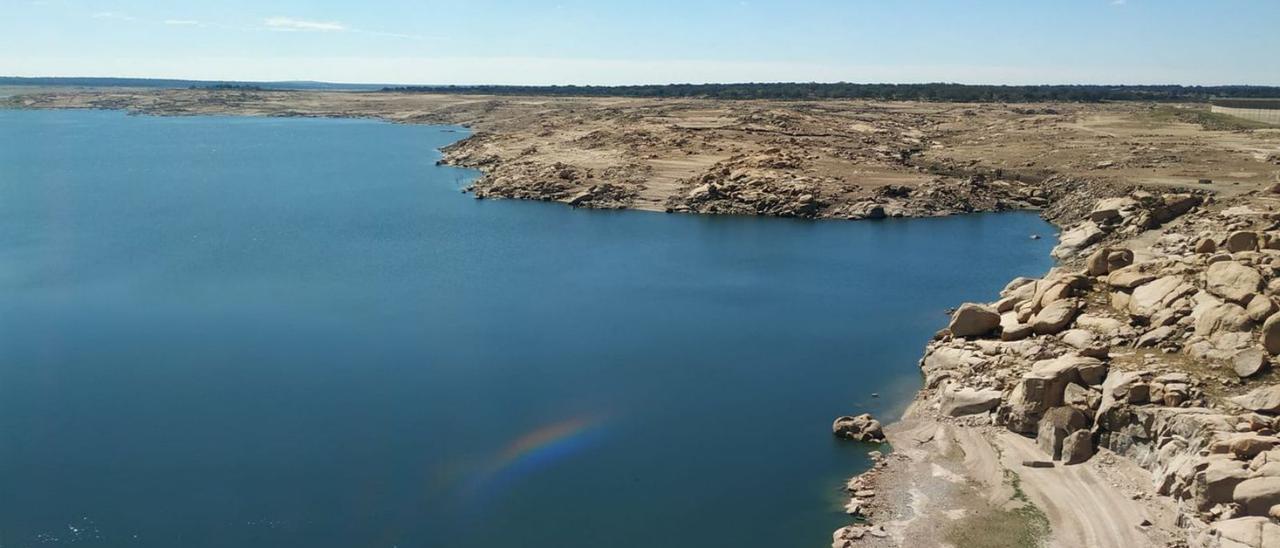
[{"x1": 0, "y1": 109, "x2": 1057, "y2": 548}]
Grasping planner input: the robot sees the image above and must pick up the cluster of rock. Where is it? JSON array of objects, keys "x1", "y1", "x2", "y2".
[
  {"x1": 897, "y1": 190, "x2": 1280, "y2": 546},
  {"x1": 832, "y1": 451, "x2": 892, "y2": 547},
  {"x1": 441, "y1": 138, "x2": 645, "y2": 210},
  {"x1": 1051, "y1": 190, "x2": 1204, "y2": 259},
  {"x1": 664, "y1": 150, "x2": 834, "y2": 218},
  {"x1": 832, "y1": 414, "x2": 887, "y2": 443}
]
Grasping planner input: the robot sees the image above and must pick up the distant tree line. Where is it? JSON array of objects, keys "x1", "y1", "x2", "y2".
[
  {"x1": 189, "y1": 83, "x2": 264, "y2": 91},
  {"x1": 380, "y1": 83, "x2": 1280, "y2": 103}
]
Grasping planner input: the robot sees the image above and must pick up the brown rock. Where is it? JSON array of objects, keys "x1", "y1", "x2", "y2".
[
  {"x1": 1228, "y1": 231, "x2": 1260, "y2": 253},
  {"x1": 1264, "y1": 313, "x2": 1280, "y2": 355}
]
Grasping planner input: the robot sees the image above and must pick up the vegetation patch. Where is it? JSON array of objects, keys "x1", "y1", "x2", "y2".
[{"x1": 943, "y1": 451, "x2": 1050, "y2": 548}]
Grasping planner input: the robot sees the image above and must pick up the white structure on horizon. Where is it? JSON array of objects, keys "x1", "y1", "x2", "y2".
[{"x1": 1211, "y1": 99, "x2": 1280, "y2": 125}]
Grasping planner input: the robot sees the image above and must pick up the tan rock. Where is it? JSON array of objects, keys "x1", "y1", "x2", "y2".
[
  {"x1": 949, "y1": 303, "x2": 1001, "y2": 338},
  {"x1": 1235, "y1": 386, "x2": 1280, "y2": 414},
  {"x1": 1249, "y1": 296, "x2": 1280, "y2": 322},
  {"x1": 1235, "y1": 348, "x2": 1271, "y2": 379},
  {"x1": 1234, "y1": 476, "x2": 1280, "y2": 516},
  {"x1": 1129, "y1": 276, "x2": 1197, "y2": 318},
  {"x1": 1196, "y1": 302, "x2": 1253, "y2": 338},
  {"x1": 1032, "y1": 299, "x2": 1080, "y2": 335},
  {"x1": 1264, "y1": 313, "x2": 1280, "y2": 355},
  {"x1": 1207, "y1": 261, "x2": 1264, "y2": 304},
  {"x1": 1062, "y1": 429, "x2": 1094, "y2": 464}
]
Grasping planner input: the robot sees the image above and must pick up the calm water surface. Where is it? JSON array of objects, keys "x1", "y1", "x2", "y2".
[{"x1": 0, "y1": 109, "x2": 1057, "y2": 547}]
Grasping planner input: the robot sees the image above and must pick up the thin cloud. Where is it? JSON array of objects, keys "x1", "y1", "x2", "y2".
[
  {"x1": 91, "y1": 12, "x2": 137, "y2": 21},
  {"x1": 264, "y1": 17, "x2": 346, "y2": 32},
  {"x1": 1111, "y1": 0, "x2": 1126, "y2": 5},
  {"x1": 164, "y1": 19, "x2": 202, "y2": 26}
]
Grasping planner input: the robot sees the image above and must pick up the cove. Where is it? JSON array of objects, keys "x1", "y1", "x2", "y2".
[{"x1": 0, "y1": 109, "x2": 1057, "y2": 548}]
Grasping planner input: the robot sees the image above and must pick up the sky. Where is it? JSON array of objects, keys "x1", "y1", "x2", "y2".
[{"x1": 3, "y1": 0, "x2": 1279, "y2": 86}]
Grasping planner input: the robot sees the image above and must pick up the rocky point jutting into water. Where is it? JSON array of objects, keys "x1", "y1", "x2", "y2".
[{"x1": 5, "y1": 88, "x2": 1280, "y2": 547}]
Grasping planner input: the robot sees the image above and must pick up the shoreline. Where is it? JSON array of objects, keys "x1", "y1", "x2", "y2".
[{"x1": 7, "y1": 89, "x2": 1280, "y2": 547}]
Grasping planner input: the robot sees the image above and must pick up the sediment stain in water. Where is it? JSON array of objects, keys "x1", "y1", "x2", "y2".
[{"x1": 0, "y1": 109, "x2": 1057, "y2": 548}]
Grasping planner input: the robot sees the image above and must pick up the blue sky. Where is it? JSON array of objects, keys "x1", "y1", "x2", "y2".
[{"x1": 4, "y1": 0, "x2": 1279, "y2": 85}]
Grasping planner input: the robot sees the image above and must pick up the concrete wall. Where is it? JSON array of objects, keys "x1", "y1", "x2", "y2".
[{"x1": 1211, "y1": 105, "x2": 1280, "y2": 125}]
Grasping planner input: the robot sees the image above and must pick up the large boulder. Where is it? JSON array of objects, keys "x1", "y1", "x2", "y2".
[
  {"x1": 1089, "y1": 197, "x2": 1138, "y2": 224},
  {"x1": 940, "y1": 386, "x2": 1004, "y2": 417},
  {"x1": 1235, "y1": 349, "x2": 1271, "y2": 379},
  {"x1": 1196, "y1": 302, "x2": 1253, "y2": 338},
  {"x1": 1235, "y1": 477, "x2": 1280, "y2": 516},
  {"x1": 1086, "y1": 247, "x2": 1135, "y2": 277},
  {"x1": 948, "y1": 303, "x2": 1000, "y2": 338},
  {"x1": 1037, "y1": 406, "x2": 1088, "y2": 460},
  {"x1": 1228, "y1": 231, "x2": 1261, "y2": 253},
  {"x1": 1005, "y1": 356, "x2": 1086, "y2": 433},
  {"x1": 1235, "y1": 386, "x2": 1280, "y2": 414},
  {"x1": 832, "y1": 414, "x2": 885, "y2": 442},
  {"x1": 1203, "y1": 516, "x2": 1280, "y2": 548},
  {"x1": 1208, "y1": 261, "x2": 1265, "y2": 304},
  {"x1": 1129, "y1": 276, "x2": 1197, "y2": 318},
  {"x1": 1264, "y1": 313, "x2": 1280, "y2": 355},
  {"x1": 1250, "y1": 296, "x2": 1280, "y2": 323},
  {"x1": 1062, "y1": 430, "x2": 1094, "y2": 464},
  {"x1": 1053, "y1": 221, "x2": 1105, "y2": 259},
  {"x1": 1200, "y1": 459, "x2": 1251, "y2": 508},
  {"x1": 1031, "y1": 299, "x2": 1080, "y2": 335}
]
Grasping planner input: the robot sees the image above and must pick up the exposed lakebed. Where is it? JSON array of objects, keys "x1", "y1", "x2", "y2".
[{"x1": 0, "y1": 109, "x2": 1056, "y2": 547}]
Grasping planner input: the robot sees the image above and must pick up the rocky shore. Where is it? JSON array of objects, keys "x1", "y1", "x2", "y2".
[{"x1": 833, "y1": 182, "x2": 1280, "y2": 547}]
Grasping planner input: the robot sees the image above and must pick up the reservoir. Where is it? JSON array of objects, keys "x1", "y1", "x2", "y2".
[{"x1": 0, "y1": 109, "x2": 1056, "y2": 547}]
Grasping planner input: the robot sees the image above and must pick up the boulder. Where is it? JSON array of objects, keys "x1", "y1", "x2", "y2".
[
  {"x1": 1202, "y1": 517, "x2": 1280, "y2": 548},
  {"x1": 1228, "y1": 231, "x2": 1261, "y2": 253},
  {"x1": 1137, "y1": 326, "x2": 1177, "y2": 348},
  {"x1": 1037, "y1": 406, "x2": 1088, "y2": 460},
  {"x1": 1005, "y1": 356, "x2": 1087, "y2": 433},
  {"x1": 1196, "y1": 302, "x2": 1253, "y2": 338},
  {"x1": 1235, "y1": 477, "x2": 1280, "y2": 516},
  {"x1": 1107, "y1": 266, "x2": 1157, "y2": 290},
  {"x1": 1249, "y1": 296, "x2": 1280, "y2": 323},
  {"x1": 1208, "y1": 261, "x2": 1265, "y2": 304},
  {"x1": 1089, "y1": 197, "x2": 1137, "y2": 224},
  {"x1": 1158, "y1": 194, "x2": 1202, "y2": 222},
  {"x1": 1129, "y1": 276, "x2": 1197, "y2": 318},
  {"x1": 1086, "y1": 247, "x2": 1135, "y2": 277},
  {"x1": 1235, "y1": 349, "x2": 1271, "y2": 379},
  {"x1": 949, "y1": 303, "x2": 1001, "y2": 338},
  {"x1": 1230, "y1": 435, "x2": 1280, "y2": 460},
  {"x1": 1235, "y1": 386, "x2": 1280, "y2": 414},
  {"x1": 1032, "y1": 299, "x2": 1080, "y2": 335},
  {"x1": 1201, "y1": 459, "x2": 1251, "y2": 508},
  {"x1": 1062, "y1": 430, "x2": 1094, "y2": 464},
  {"x1": 1264, "y1": 313, "x2": 1280, "y2": 355},
  {"x1": 1195, "y1": 238, "x2": 1218, "y2": 254},
  {"x1": 940, "y1": 386, "x2": 1004, "y2": 417},
  {"x1": 1053, "y1": 221, "x2": 1105, "y2": 259},
  {"x1": 833, "y1": 414, "x2": 885, "y2": 442}
]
